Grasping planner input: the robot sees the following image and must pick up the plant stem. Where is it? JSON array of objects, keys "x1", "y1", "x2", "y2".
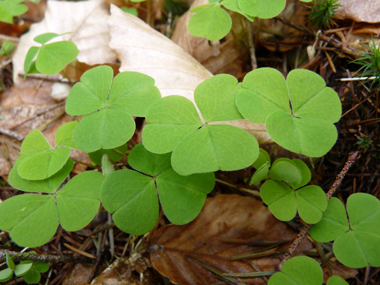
[
  {"x1": 276, "y1": 151, "x2": 359, "y2": 271},
  {"x1": 245, "y1": 18, "x2": 257, "y2": 70},
  {"x1": 0, "y1": 250, "x2": 89, "y2": 263}
]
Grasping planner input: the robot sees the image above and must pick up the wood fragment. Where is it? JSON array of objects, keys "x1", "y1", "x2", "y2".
[
  {"x1": 0, "y1": 250, "x2": 89, "y2": 263},
  {"x1": 64, "y1": 243, "x2": 96, "y2": 259}
]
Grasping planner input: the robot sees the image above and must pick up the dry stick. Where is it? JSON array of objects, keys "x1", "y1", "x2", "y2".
[
  {"x1": 245, "y1": 18, "x2": 257, "y2": 70},
  {"x1": 0, "y1": 250, "x2": 90, "y2": 263},
  {"x1": 276, "y1": 151, "x2": 359, "y2": 271},
  {"x1": 87, "y1": 229, "x2": 108, "y2": 283}
]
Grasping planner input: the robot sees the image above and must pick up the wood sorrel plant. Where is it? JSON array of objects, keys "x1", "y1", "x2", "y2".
[{"x1": 1, "y1": 4, "x2": 379, "y2": 280}]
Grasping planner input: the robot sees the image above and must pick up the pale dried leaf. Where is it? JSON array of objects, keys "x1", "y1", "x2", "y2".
[
  {"x1": 12, "y1": 0, "x2": 117, "y2": 85},
  {"x1": 108, "y1": 5, "x2": 273, "y2": 144},
  {"x1": 150, "y1": 194, "x2": 314, "y2": 285},
  {"x1": 108, "y1": 4, "x2": 212, "y2": 101},
  {"x1": 336, "y1": 0, "x2": 380, "y2": 23}
]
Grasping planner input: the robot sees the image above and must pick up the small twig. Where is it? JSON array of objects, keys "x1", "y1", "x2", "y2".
[
  {"x1": 64, "y1": 243, "x2": 96, "y2": 259},
  {"x1": 0, "y1": 250, "x2": 89, "y2": 263},
  {"x1": 326, "y1": 151, "x2": 359, "y2": 201},
  {"x1": 0, "y1": 127, "x2": 24, "y2": 141},
  {"x1": 337, "y1": 76, "x2": 377, "y2": 82},
  {"x1": 276, "y1": 151, "x2": 359, "y2": 271},
  {"x1": 245, "y1": 18, "x2": 257, "y2": 70},
  {"x1": 87, "y1": 229, "x2": 108, "y2": 283},
  {"x1": 0, "y1": 34, "x2": 19, "y2": 42},
  {"x1": 215, "y1": 178, "x2": 260, "y2": 197}
]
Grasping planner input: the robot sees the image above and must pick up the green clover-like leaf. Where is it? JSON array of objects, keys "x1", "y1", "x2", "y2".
[
  {"x1": 0, "y1": 268, "x2": 13, "y2": 282},
  {"x1": 261, "y1": 179, "x2": 327, "y2": 223},
  {"x1": 8, "y1": 156, "x2": 73, "y2": 193},
  {"x1": 6, "y1": 253, "x2": 14, "y2": 270},
  {"x1": 311, "y1": 193, "x2": 380, "y2": 268},
  {"x1": 236, "y1": 68, "x2": 342, "y2": 157},
  {"x1": 221, "y1": 0, "x2": 254, "y2": 20},
  {"x1": 17, "y1": 147, "x2": 71, "y2": 180},
  {"x1": 66, "y1": 66, "x2": 161, "y2": 152},
  {"x1": 0, "y1": 194, "x2": 58, "y2": 247},
  {"x1": 188, "y1": 5, "x2": 232, "y2": 41},
  {"x1": 36, "y1": 41, "x2": 78, "y2": 75},
  {"x1": 23, "y1": 269, "x2": 41, "y2": 284},
  {"x1": 143, "y1": 74, "x2": 259, "y2": 175},
  {"x1": 16, "y1": 130, "x2": 71, "y2": 181},
  {"x1": 14, "y1": 263, "x2": 33, "y2": 277},
  {"x1": 238, "y1": 0, "x2": 286, "y2": 19},
  {"x1": 268, "y1": 158, "x2": 302, "y2": 184},
  {"x1": 269, "y1": 256, "x2": 323, "y2": 285},
  {"x1": 0, "y1": 0, "x2": 28, "y2": 24},
  {"x1": 101, "y1": 143, "x2": 215, "y2": 233},
  {"x1": 55, "y1": 121, "x2": 78, "y2": 148},
  {"x1": 56, "y1": 171, "x2": 104, "y2": 231},
  {"x1": 101, "y1": 169, "x2": 158, "y2": 235},
  {"x1": 1, "y1": 163, "x2": 102, "y2": 248},
  {"x1": 327, "y1": 276, "x2": 349, "y2": 285}
]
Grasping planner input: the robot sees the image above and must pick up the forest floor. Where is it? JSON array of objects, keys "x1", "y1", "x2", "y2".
[{"x1": 0, "y1": 0, "x2": 379, "y2": 284}]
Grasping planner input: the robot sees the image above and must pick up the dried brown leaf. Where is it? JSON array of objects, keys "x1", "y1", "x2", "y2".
[
  {"x1": 336, "y1": 0, "x2": 380, "y2": 23},
  {"x1": 150, "y1": 194, "x2": 313, "y2": 285}
]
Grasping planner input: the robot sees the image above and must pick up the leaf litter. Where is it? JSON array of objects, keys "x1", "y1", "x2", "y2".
[{"x1": 0, "y1": 0, "x2": 379, "y2": 284}]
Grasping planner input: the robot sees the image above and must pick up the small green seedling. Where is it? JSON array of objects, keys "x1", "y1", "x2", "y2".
[
  {"x1": 0, "y1": 40, "x2": 15, "y2": 57},
  {"x1": 19, "y1": 253, "x2": 49, "y2": 284},
  {"x1": 309, "y1": 193, "x2": 380, "y2": 268},
  {"x1": 142, "y1": 74, "x2": 259, "y2": 175},
  {"x1": 236, "y1": 68, "x2": 342, "y2": 157},
  {"x1": 308, "y1": 0, "x2": 340, "y2": 28},
  {"x1": 268, "y1": 256, "x2": 323, "y2": 285},
  {"x1": 101, "y1": 143, "x2": 215, "y2": 234},
  {"x1": 65, "y1": 65, "x2": 161, "y2": 153},
  {"x1": 188, "y1": 0, "x2": 311, "y2": 41},
  {"x1": 24, "y1": 33, "x2": 79, "y2": 76},
  {"x1": 0, "y1": 0, "x2": 28, "y2": 24},
  {"x1": 351, "y1": 38, "x2": 380, "y2": 89},
  {"x1": 256, "y1": 156, "x2": 327, "y2": 224},
  {"x1": 0, "y1": 253, "x2": 47, "y2": 283}
]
